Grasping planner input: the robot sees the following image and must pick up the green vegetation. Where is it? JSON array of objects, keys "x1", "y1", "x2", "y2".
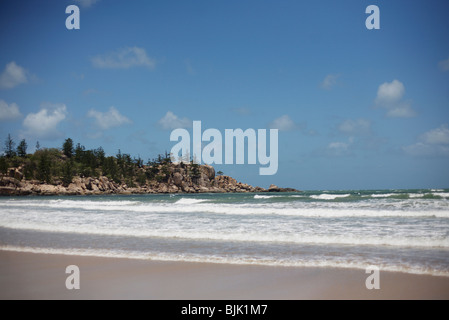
[
  {"x1": 0, "y1": 134, "x2": 177, "y2": 186},
  {"x1": 17, "y1": 139, "x2": 27, "y2": 158},
  {"x1": 4, "y1": 134, "x2": 16, "y2": 158}
]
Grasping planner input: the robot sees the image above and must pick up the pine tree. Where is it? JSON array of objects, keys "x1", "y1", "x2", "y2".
[
  {"x1": 61, "y1": 160, "x2": 74, "y2": 186},
  {"x1": 17, "y1": 139, "x2": 28, "y2": 158},
  {"x1": 63, "y1": 138, "x2": 74, "y2": 158},
  {"x1": 4, "y1": 134, "x2": 16, "y2": 158}
]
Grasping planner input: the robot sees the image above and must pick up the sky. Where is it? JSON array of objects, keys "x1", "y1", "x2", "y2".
[{"x1": 0, "y1": 0, "x2": 448, "y2": 190}]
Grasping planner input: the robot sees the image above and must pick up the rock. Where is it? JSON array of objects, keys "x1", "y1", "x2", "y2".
[
  {"x1": 279, "y1": 187, "x2": 299, "y2": 192},
  {"x1": 0, "y1": 177, "x2": 23, "y2": 187},
  {"x1": 200, "y1": 165, "x2": 215, "y2": 180},
  {"x1": 158, "y1": 184, "x2": 168, "y2": 193},
  {"x1": 198, "y1": 173, "x2": 211, "y2": 188},
  {"x1": 39, "y1": 184, "x2": 58, "y2": 195},
  {"x1": 67, "y1": 183, "x2": 84, "y2": 195},
  {"x1": 268, "y1": 184, "x2": 299, "y2": 192},
  {"x1": 173, "y1": 172, "x2": 183, "y2": 187},
  {"x1": 14, "y1": 170, "x2": 23, "y2": 181},
  {"x1": 0, "y1": 186, "x2": 17, "y2": 195},
  {"x1": 0, "y1": 162, "x2": 289, "y2": 195}
]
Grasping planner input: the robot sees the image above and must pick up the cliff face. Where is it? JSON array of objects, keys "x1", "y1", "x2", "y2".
[{"x1": 0, "y1": 163, "x2": 273, "y2": 196}]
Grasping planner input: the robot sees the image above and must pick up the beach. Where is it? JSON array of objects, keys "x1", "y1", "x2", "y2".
[
  {"x1": 1, "y1": 191, "x2": 449, "y2": 300},
  {"x1": 1, "y1": 250, "x2": 449, "y2": 300}
]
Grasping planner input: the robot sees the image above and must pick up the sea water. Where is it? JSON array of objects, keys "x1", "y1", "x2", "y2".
[{"x1": 1, "y1": 189, "x2": 448, "y2": 276}]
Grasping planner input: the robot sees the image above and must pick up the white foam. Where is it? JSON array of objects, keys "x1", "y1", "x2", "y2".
[
  {"x1": 409, "y1": 193, "x2": 425, "y2": 198},
  {"x1": 1, "y1": 217, "x2": 448, "y2": 249},
  {"x1": 1, "y1": 198, "x2": 449, "y2": 217},
  {"x1": 434, "y1": 193, "x2": 449, "y2": 198},
  {"x1": 309, "y1": 194, "x2": 351, "y2": 200},
  {"x1": 174, "y1": 198, "x2": 207, "y2": 205},
  {"x1": 2, "y1": 245, "x2": 447, "y2": 277},
  {"x1": 254, "y1": 195, "x2": 275, "y2": 199},
  {"x1": 371, "y1": 193, "x2": 395, "y2": 198}
]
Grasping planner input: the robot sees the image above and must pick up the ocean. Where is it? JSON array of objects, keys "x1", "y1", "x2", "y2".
[{"x1": 1, "y1": 189, "x2": 449, "y2": 276}]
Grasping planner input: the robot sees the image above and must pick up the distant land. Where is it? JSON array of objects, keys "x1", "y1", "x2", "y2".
[{"x1": 0, "y1": 136, "x2": 297, "y2": 196}]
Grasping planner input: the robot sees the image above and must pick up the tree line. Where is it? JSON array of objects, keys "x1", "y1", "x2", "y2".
[{"x1": 0, "y1": 134, "x2": 185, "y2": 187}]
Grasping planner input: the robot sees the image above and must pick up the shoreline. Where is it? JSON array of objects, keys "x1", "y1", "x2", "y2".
[
  {"x1": 1, "y1": 250, "x2": 449, "y2": 300},
  {"x1": 0, "y1": 174, "x2": 298, "y2": 196}
]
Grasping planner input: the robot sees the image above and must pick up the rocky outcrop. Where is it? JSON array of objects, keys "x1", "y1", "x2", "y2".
[
  {"x1": 0, "y1": 163, "x2": 298, "y2": 196},
  {"x1": 268, "y1": 184, "x2": 299, "y2": 192}
]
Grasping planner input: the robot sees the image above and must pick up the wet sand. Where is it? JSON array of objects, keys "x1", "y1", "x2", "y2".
[{"x1": 1, "y1": 250, "x2": 448, "y2": 300}]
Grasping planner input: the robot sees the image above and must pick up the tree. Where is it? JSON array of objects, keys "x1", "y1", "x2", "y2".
[
  {"x1": 217, "y1": 170, "x2": 224, "y2": 176},
  {"x1": 94, "y1": 147, "x2": 105, "y2": 166},
  {"x1": 134, "y1": 156, "x2": 143, "y2": 168},
  {"x1": 37, "y1": 150, "x2": 52, "y2": 183},
  {"x1": 17, "y1": 139, "x2": 28, "y2": 158},
  {"x1": 74, "y1": 143, "x2": 85, "y2": 162},
  {"x1": 63, "y1": 138, "x2": 74, "y2": 158},
  {"x1": 23, "y1": 159, "x2": 35, "y2": 180},
  {"x1": 103, "y1": 156, "x2": 120, "y2": 183},
  {"x1": 4, "y1": 134, "x2": 16, "y2": 158},
  {"x1": 0, "y1": 156, "x2": 7, "y2": 175},
  {"x1": 35, "y1": 141, "x2": 41, "y2": 151},
  {"x1": 61, "y1": 160, "x2": 74, "y2": 186}
]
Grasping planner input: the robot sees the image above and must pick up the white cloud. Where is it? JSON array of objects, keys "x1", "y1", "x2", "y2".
[
  {"x1": 321, "y1": 74, "x2": 340, "y2": 90},
  {"x1": 327, "y1": 138, "x2": 354, "y2": 156},
  {"x1": 403, "y1": 124, "x2": 449, "y2": 157},
  {"x1": 328, "y1": 141, "x2": 350, "y2": 150},
  {"x1": 419, "y1": 124, "x2": 449, "y2": 145},
  {"x1": 268, "y1": 115, "x2": 298, "y2": 131},
  {"x1": 87, "y1": 106, "x2": 132, "y2": 130},
  {"x1": 438, "y1": 57, "x2": 449, "y2": 71},
  {"x1": 22, "y1": 103, "x2": 67, "y2": 139},
  {"x1": 0, "y1": 61, "x2": 28, "y2": 89},
  {"x1": 403, "y1": 142, "x2": 449, "y2": 157},
  {"x1": 158, "y1": 111, "x2": 191, "y2": 130},
  {"x1": 338, "y1": 119, "x2": 371, "y2": 135},
  {"x1": 0, "y1": 100, "x2": 22, "y2": 121},
  {"x1": 375, "y1": 79, "x2": 415, "y2": 118},
  {"x1": 74, "y1": 0, "x2": 100, "y2": 8},
  {"x1": 91, "y1": 47, "x2": 156, "y2": 69},
  {"x1": 376, "y1": 79, "x2": 404, "y2": 104},
  {"x1": 384, "y1": 102, "x2": 415, "y2": 118}
]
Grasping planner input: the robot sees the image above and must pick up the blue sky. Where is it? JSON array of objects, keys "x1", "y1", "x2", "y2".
[{"x1": 0, "y1": 0, "x2": 448, "y2": 190}]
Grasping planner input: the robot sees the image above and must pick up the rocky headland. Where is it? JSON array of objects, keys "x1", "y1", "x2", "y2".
[{"x1": 0, "y1": 163, "x2": 298, "y2": 196}]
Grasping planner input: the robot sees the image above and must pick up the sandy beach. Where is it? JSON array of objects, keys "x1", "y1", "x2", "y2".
[{"x1": 1, "y1": 250, "x2": 448, "y2": 300}]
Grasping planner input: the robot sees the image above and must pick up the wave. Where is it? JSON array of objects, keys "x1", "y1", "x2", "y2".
[
  {"x1": 1, "y1": 221, "x2": 447, "y2": 249},
  {"x1": 175, "y1": 198, "x2": 208, "y2": 205},
  {"x1": 2, "y1": 245, "x2": 448, "y2": 277},
  {"x1": 434, "y1": 192, "x2": 449, "y2": 198},
  {"x1": 1, "y1": 199, "x2": 449, "y2": 217},
  {"x1": 309, "y1": 194, "x2": 351, "y2": 200},
  {"x1": 370, "y1": 193, "x2": 395, "y2": 198}
]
